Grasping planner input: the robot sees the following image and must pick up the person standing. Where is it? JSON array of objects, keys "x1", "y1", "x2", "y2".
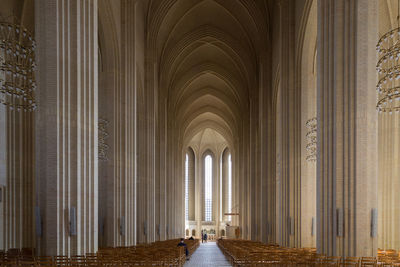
[{"x1": 204, "y1": 232, "x2": 208, "y2": 243}]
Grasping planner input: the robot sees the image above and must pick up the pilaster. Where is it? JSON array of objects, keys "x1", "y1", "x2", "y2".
[
  {"x1": 279, "y1": 0, "x2": 302, "y2": 248},
  {"x1": 317, "y1": 0, "x2": 378, "y2": 257},
  {"x1": 35, "y1": 0, "x2": 98, "y2": 256}
]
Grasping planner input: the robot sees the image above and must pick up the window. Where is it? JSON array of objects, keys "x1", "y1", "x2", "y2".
[
  {"x1": 228, "y1": 153, "x2": 232, "y2": 221},
  {"x1": 204, "y1": 155, "x2": 213, "y2": 221},
  {"x1": 185, "y1": 153, "x2": 189, "y2": 221}
]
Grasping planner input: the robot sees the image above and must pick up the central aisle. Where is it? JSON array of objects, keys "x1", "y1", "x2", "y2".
[{"x1": 185, "y1": 242, "x2": 232, "y2": 267}]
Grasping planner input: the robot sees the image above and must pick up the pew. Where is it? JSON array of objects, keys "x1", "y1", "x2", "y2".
[{"x1": 0, "y1": 239, "x2": 200, "y2": 267}]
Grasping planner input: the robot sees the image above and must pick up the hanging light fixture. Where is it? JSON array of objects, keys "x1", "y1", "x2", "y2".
[
  {"x1": 376, "y1": 0, "x2": 400, "y2": 113},
  {"x1": 306, "y1": 117, "x2": 317, "y2": 162},
  {"x1": 0, "y1": 19, "x2": 37, "y2": 112}
]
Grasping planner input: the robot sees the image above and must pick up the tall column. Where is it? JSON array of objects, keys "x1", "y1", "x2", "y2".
[
  {"x1": 0, "y1": 5, "x2": 35, "y2": 250},
  {"x1": 188, "y1": 149, "x2": 195, "y2": 221},
  {"x1": 195, "y1": 151, "x2": 201, "y2": 238},
  {"x1": 105, "y1": 0, "x2": 144, "y2": 247},
  {"x1": 258, "y1": 61, "x2": 270, "y2": 243},
  {"x1": 378, "y1": 114, "x2": 400, "y2": 250},
  {"x1": 214, "y1": 151, "x2": 220, "y2": 237},
  {"x1": 35, "y1": 0, "x2": 98, "y2": 256},
  {"x1": 317, "y1": 0, "x2": 378, "y2": 257},
  {"x1": 0, "y1": 105, "x2": 4, "y2": 250},
  {"x1": 3, "y1": 110, "x2": 35, "y2": 250},
  {"x1": 222, "y1": 150, "x2": 229, "y2": 222},
  {"x1": 279, "y1": 0, "x2": 302, "y2": 248}
]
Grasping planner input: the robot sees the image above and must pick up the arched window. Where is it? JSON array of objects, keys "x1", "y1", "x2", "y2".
[
  {"x1": 204, "y1": 155, "x2": 213, "y2": 221},
  {"x1": 185, "y1": 153, "x2": 189, "y2": 220}
]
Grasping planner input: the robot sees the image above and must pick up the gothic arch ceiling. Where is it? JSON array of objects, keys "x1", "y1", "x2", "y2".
[
  {"x1": 148, "y1": 0, "x2": 269, "y2": 148},
  {"x1": 184, "y1": 115, "x2": 234, "y2": 147},
  {"x1": 188, "y1": 128, "x2": 229, "y2": 156}
]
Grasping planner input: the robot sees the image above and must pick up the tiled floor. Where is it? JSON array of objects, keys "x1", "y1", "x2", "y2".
[{"x1": 185, "y1": 241, "x2": 232, "y2": 267}]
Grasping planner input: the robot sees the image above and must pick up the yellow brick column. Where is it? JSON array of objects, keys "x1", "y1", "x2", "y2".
[
  {"x1": 317, "y1": 0, "x2": 378, "y2": 257},
  {"x1": 35, "y1": 0, "x2": 98, "y2": 256}
]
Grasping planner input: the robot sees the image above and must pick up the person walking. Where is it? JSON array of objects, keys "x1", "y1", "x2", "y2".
[
  {"x1": 201, "y1": 230, "x2": 204, "y2": 243},
  {"x1": 204, "y1": 232, "x2": 208, "y2": 243}
]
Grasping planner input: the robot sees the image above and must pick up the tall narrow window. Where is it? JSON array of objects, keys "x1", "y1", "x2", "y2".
[
  {"x1": 228, "y1": 154, "x2": 232, "y2": 221},
  {"x1": 185, "y1": 153, "x2": 189, "y2": 220},
  {"x1": 204, "y1": 155, "x2": 213, "y2": 221}
]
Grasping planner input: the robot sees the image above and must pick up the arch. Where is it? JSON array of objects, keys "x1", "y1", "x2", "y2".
[
  {"x1": 159, "y1": 24, "x2": 256, "y2": 85},
  {"x1": 175, "y1": 87, "x2": 242, "y2": 121},
  {"x1": 180, "y1": 104, "x2": 238, "y2": 136},
  {"x1": 172, "y1": 72, "x2": 243, "y2": 114},
  {"x1": 147, "y1": 0, "x2": 267, "y2": 60},
  {"x1": 168, "y1": 63, "x2": 248, "y2": 108},
  {"x1": 182, "y1": 115, "x2": 234, "y2": 147},
  {"x1": 183, "y1": 121, "x2": 234, "y2": 149},
  {"x1": 170, "y1": 42, "x2": 248, "y2": 91}
]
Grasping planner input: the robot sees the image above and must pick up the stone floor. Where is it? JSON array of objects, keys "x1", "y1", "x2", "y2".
[{"x1": 184, "y1": 241, "x2": 232, "y2": 267}]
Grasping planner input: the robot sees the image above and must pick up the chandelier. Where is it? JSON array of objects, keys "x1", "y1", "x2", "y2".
[
  {"x1": 306, "y1": 117, "x2": 317, "y2": 162},
  {"x1": 98, "y1": 118, "x2": 109, "y2": 161},
  {"x1": 0, "y1": 20, "x2": 37, "y2": 111},
  {"x1": 376, "y1": 3, "x2": 400, "y2": 114}
]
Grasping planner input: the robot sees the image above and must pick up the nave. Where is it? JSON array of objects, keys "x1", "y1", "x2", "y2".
[
  {"x1": 2, "y1": 0, "x2": 400, "y2": 260},
  {"x1": 185, "y1": 242, "x2": 231, "y2": 267}
]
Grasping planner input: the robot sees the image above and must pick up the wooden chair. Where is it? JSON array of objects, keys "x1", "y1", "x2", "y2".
[
  {"x1": 322, "y1": 256, "x2": 341, "y2": 266},
  {"x1": 7, "y1": 248, "x2": 20, "y2": 262},
  {"x1": 34, "y1": 256, "x2": 55, "y2": 267},
  {"x1": 18, "y1": 261, "x2": 35, "y2": 267},
  {"x1": 53, "y1": 256, "x2": 69, "y2": 267},
  {"x1": 360, "y1": 257, "x2": 377, "y2": 267},
  {"x1": 340, "y1": 257, "x2": 360, "y2": 266}
]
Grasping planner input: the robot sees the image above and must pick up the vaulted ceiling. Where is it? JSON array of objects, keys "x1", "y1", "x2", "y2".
[{"x1": 148, "y1": 0, "x2": 271, "y2": 149}]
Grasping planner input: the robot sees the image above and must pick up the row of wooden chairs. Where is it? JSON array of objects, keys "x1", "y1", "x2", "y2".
[
  {"x1": 0, "y1": 239, "x2": 199, "y2": 267},
  {"x1": 217, "y1": 239, "x2": 383, "y2": 266},
  {"x1": 0, "y1": 248, "x2": 35, "y2": 260},
  {"x1": 377, "y1": 249, "x2": 400, "y2": 265}
]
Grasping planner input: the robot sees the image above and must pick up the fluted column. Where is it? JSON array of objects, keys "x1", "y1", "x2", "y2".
[
  {"x1": 3, "y1": 110, "x2": 35, "y2": 250},
  {"x1": 111, "y1": 0, "x2": 146, "y2": 247},
  {"x1": 317, "y1": 0, "x2": 378, "y2": 257},
  {"x1": 0, "y1": 106, "x2": 35, "y2": 251},
  {"x1": 221, "y1": 149, "x2": 229, "y2": 221},
  {"x1": 258, "y1": 61, "x2": 270, "y2": 243},
  {"x1": 232, "y1": 147, "x2": 240, "y2": 230},
  {"x1": 195, "y1": 150, "x2": 201, "y2": 237},
  {"x1": 35, "y1": 0, "x2": 98, "y2": 256},
  {"x1": 0, "y1": 6, "x2": 35, "y2": 251},
  {"x1": 0, "y1": 105, "x2": 4, "y2": 250},
  {"x1": 279, "y1": 0, "x2": 301, "y2": 248},
  {"x1": 188, "y1": 149, "x2": 195, "y2": 221},
  {"x1": 378, "y1": 114, "x2": 400, "y2": 250}
]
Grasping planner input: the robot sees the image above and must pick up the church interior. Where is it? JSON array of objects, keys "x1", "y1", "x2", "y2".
[{"x1": 1, "y1": 0, "x2": 400, "y2": 265}]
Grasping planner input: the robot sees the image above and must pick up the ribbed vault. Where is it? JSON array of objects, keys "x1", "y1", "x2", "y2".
[
  {"x1": 145, "y1": 0, "x2": 271, "y2": 240},
  {"x1": 148, "y1": 0, "x2": 269, "y2": 152}
]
